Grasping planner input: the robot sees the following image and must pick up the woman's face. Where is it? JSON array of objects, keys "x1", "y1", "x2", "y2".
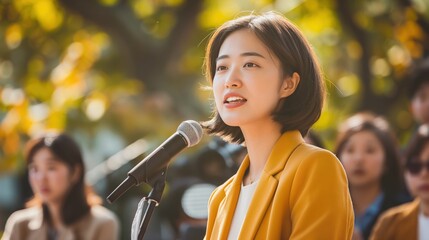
[
  {"x1": 212, "y1": 29, "x2": 291, "y2": 129},
  {"x1": 28, "y1": 147, "x2": 76, "y2": 205},
  {"x1": 411, "y1": 82, "x2": 429, "y2": 124},
  {"x1": 405, "y1": 141, "x2": 429, "y2": 202},
  {"x1": 340, "y1": 130, "x2": 385, "y2": 189}
]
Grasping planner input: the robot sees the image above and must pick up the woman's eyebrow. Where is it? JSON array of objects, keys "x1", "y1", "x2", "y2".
[{"x1": 216, "y1": 51, "x2": 266, "y2": 61}]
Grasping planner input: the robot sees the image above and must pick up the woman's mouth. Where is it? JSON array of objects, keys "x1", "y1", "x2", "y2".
[
  {"x1": 224, "y1": 96, "x2": 247, "y2": 108},
  {"x1": 352, "y1": 169, "x2": 366, "y2": 176},
  {"x1": 224, "y1": 96, "x2": 247, "y2": 104},
  {"x1": 40, "y1": 187, "x2": 51, "y2": 194},
  {"x1": 418, "y1": 184, "x2": 429, "y2": 192}
]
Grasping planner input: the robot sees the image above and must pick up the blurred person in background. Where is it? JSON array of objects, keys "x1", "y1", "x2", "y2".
[
  {"x1": 1, "y1": 133, "x2": 119, "y2": 240},
  {"x1": 335, "y1": 112, "x2": 410, "y2": 240},
  {"x1": 160, "y1": 138, "x2": 246, "y2": 239},
  {"x1": 408, "y1": 61, "x2": 429, "y2": 127},
  {"x1": 370, "y1": 124, "x2": 429, "y2": 239},
  {"x1": 193, "y1": 138, "x2": 245, "y2": 186}
]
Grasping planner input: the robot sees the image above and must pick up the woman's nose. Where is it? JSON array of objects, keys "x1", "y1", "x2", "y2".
[
  {"x1": 224, "y1": 66, "x2": 242, "y2": 89},
  {"x1": 33, "y1": 171, "x2": 48, "y2": 181},
  {"x1": 352, "y1": 152, "x2": 364, "y2": 163}
]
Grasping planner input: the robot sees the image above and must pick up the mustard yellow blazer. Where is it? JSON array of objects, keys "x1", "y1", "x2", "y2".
[
  {"x1": 369, "y1": 199, "x2": 419, "y2": 240},
  {"x1": 205, "y1": 131, "x2": 354, "y2": 240}
]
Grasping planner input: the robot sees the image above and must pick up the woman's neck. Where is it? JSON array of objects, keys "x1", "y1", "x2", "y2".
[
  {"x1": 350, "y1": 184, "x2": 382, "y2": 216},
  {"x1": 47, "y1": 202, "x2": 64, "y2": 230},
  {"x1": 241, "y1": 121, "x2": 282, "y2": 184},
  {"x1": 420, "y1": 199, "x2": 429, "y2": 217}
]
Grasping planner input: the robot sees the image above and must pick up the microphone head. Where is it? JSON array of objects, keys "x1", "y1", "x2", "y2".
[{"x1": 178, "y1": 120, "x2": 203, "y2": 147}]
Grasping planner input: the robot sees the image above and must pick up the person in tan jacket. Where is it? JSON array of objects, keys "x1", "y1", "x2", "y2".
[
  {"x1": 370, "y1": 124, "x2": 429, "y2": 240},
  {"x1": 202, "y1": 11, "x2": 354, "y2": 239},
  {"x1": 1, "y1": 133, "x2": 119, "y2": 240}
]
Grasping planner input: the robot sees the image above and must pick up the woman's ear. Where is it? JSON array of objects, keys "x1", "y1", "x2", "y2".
[
  {"x1": 280, "y1": 72, "x2": 300, "y2": 98},
  {"x1": 70, "y1": 165, "x2": 82, "y2": 184}
]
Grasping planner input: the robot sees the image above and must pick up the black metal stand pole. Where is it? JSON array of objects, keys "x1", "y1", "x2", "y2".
[{"x1": 137, "y1": 171, "x2": 166, "y2": 240}]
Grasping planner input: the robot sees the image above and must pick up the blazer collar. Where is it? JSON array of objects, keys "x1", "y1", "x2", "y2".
[{"x1": 218, "y1": 131, "x2": 304, "y2": 239}]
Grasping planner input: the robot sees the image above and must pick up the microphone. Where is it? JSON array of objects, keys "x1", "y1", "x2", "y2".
[{"x1": 107, "y1": 120, "x2": 203, "y2": 203}]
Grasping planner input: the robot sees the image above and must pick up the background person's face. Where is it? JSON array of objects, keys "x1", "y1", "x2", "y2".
[
  {"x1": 411, "y1": 82, "x2": 429, "y2": 124},
  {"x1": 405, "y1": 141, "x2": 429, "y2": 202},
  {"x1": 340, "y1": 131, "x2": 385, "y2": 189},
  {"x1": 28, "y1": 147, "x2": 75, "y2": 205}
]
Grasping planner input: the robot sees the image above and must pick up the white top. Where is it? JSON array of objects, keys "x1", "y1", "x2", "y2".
[
  {"x1": 227, "y1": 180, "x2": 258, "y2": 240},
  {"x1": 419, "y1": 211, "x2": 429, "y2": 240}
]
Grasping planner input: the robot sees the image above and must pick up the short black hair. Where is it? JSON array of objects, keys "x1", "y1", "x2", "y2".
[
  {"x1": 408, "y1": 60, "x2": 429, "y2": 99},
  {"x1": 404, "y1": 124, "x2": 429, "y2": 166}
]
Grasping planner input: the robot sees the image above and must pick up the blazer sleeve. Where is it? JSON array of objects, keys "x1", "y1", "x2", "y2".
[
  {"x1": 1, "y1": 211, "x2": 24, "y2": 240},
  {"x1": 288, "y1": 149, "x2": 354, "y2": 240}
]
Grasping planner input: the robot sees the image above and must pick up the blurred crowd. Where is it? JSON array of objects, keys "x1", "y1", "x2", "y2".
[{"x1": 0, "y1": 61, "x2": 429, "y2": 240}]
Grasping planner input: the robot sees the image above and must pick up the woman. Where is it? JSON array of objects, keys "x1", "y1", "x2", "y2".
[
  {"x1": 202, "y1": 11, "x2": 354, "y2": 239},
  {"x1": 370, "y1": 124, "x2": 429, "y2": 240},
  {"x1": 1, "y1": 133, "x2": 119, "y2": 240},
  {"x1": 335, "y1": 112, "x2": 409, "y2": 240}
]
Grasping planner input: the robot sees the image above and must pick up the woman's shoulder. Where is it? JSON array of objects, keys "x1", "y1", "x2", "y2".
[
  {"x1": 74, "y1": 205, "x2": 119, "y2": 233},
  {"x1": 290, "y1": 143, "x2": 341, "y2": 170},
  {"x1": 88, "y1": 205, "x2": 119, "y2": 223},
  {"x1": 2, "y1": 207, "x2": 43, "y2": 239},
  {"x1": 370, "y1": 199, "x2": 419, "y2": 239},
  {"x1": 379, "y1": 199, "x2": 420, "y2": 220},
  {"x1": 6, "y1": 207, "x2": 41, "y2": 225},
  {"x1": 72, "y1": 205, "x2": 119, "y2": 240}
]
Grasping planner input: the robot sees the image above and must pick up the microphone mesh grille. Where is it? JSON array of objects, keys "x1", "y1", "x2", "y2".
[{"x1": 177, "y1": 120, "x2": 203, "y2": 147}]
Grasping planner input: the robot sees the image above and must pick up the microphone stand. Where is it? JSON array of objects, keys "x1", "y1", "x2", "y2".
[{"x1": 134, "y1": 170, "x2": 167, "y2": 240}]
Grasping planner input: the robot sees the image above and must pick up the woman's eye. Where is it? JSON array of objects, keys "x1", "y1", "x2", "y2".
[
  {"x1": 244, "y1": 63, "x2": 258, "y2": 68},
  {"x1": 47, "y1": 165, "x2": 58, "y2": 171},
  {"x1": 366, "y1": 147, "x2": 376, "y2": 154},
  {"x1": 29, "y1": 166, "x2": 37, "y2": 173},
  {"x1": 216, "y1": 66, "x2": 227, "y2": 71},
  {"x1": 345, "y1": 147, "x2": 354, "y2": 154}
]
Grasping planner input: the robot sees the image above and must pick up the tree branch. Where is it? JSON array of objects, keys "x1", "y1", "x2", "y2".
[
  {"x1": 162, "y1": 0, "x2": 204, "y2": 69},
  {"x1": 335, "y1": 0, "x2": 385, "y2": 113},
  {"x1": 57, "y1": 0, "x2": 160, "y2": 84}
]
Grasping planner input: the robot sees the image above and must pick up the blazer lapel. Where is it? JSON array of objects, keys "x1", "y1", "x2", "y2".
[
  {"x1": 239, "y1": 173, "x2": 278, "y2": 239},
  {"x1": 238, "y1": 131, "x2": 304, "y2": 239},
  {"x1": 214, "y1": 157, "x2": 250, "y2": 239}
]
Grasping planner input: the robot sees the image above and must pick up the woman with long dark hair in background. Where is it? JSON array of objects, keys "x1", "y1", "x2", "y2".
[
  {"x1": 335, "y1": 112, "x2": 410, "y2": 240},
  {"x1": 2, "y1": 133, "x2": 119, "y2": 240}
]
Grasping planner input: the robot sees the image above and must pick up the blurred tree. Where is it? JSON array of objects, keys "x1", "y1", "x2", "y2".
[
  {"x1": 1, "y1": 0, "x2": 429, "y2": 169},
  {"x1": 1, "y1": 0, "x2": 429, "y2": 239},
  {"x1": 333, "y1": 0, "x2": 429, "y2": 129}
]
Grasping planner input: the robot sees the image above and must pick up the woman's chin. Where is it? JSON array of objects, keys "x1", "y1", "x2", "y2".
[{"x1": 221, "y1": 118, "x2": 241, "y2": 127}]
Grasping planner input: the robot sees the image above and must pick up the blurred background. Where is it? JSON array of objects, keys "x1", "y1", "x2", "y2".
[{"x1": 0, "y1": 0, "x2": 428, "y2": 239}]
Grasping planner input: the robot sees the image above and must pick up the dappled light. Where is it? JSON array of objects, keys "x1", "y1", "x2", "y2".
[
  {"x1": 0, "y1": 0, "x2": 427, "y2": 171},
  {"x1": 0, "y1": 0, "x2": 428, "y2": 238}
]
